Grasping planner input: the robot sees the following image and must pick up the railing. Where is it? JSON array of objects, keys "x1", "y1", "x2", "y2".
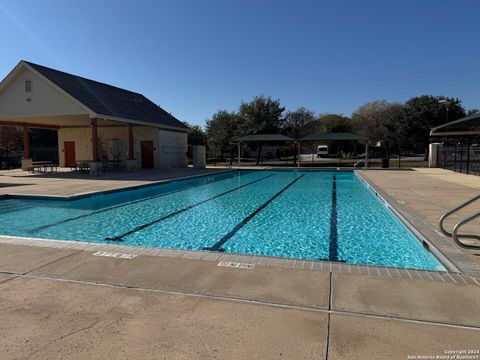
[
  {"x1": 354, "y1": 159, "x2": 366, "y2": 171},
  {"x1": 452, "y1": 211, "x2": 480, "y2": 249},
  {"x1": 439, "y1": 194, "x2": 480, "y2": 249}
]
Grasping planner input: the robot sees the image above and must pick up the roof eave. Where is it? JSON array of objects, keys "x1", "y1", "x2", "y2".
[
  {"x1": 0, "y1": 61, "x2": 25, "y2": 94},
  {"x1": 431, "y1": 113, "x2": 480, "y2": 133},
  {"x1": 93, "y1": 114, "x2": 189, "y2": 132}
]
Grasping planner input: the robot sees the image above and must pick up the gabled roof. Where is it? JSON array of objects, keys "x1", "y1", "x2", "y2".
[
  {"x1": 240, "y1": 134, "x2": 294, "y2": 142},
  {"x1": 301, "y1": 132, "x2": 368, "y2": 141},
  {"x1": 22, "y1": 61, "x2": 188, "y2": 130}
]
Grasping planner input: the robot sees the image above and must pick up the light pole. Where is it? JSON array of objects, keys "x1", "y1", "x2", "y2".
[{"x1": 438, "y1": 99, "x2": 450, "y2": 123}]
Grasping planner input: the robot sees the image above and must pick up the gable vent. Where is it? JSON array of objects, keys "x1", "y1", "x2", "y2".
[{"x1": 25, "y1": 80, "x2": 32, "y2": 92}]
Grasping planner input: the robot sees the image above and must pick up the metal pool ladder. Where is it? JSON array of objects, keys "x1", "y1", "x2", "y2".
[
  {"x1": 354, "y1": 159, "x2": 367, "y2": 171},
  {"x1": 439, "y1": 194, "x2": 480, "y2": 249}
]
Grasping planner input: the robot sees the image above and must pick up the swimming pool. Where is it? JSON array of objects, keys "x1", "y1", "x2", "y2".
[{"x1": 0, "y1": 170, "x2": 446, "y2": 271}]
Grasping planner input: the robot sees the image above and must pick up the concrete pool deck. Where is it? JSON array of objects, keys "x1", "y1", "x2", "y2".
[
  {"x1": 0, "y1": 243, "x2": 479, "y2": 359},
  {"x1": 0, "y1": 167, "x2": 228, "y2": 198},
  {"x1": 0, "y1": 167, "x2": 480, "y2": 358}
]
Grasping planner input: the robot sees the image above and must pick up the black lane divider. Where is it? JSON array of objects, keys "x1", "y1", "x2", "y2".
[
  {"x1": 26, "y1": 172, "x2": 244, "y2": 235},
  {"x1": 105, "y1": 173, "x2": 277, "y2": 241},
  {"x1": 328, "y1": 174, "x2": 339, "y2": 261},
  {"x1": 204, "y1": 174, "x2": 306, "y2": 252}
]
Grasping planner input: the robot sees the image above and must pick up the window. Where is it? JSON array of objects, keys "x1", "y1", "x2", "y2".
[{"x1": 25, "y1": 80, "x2": 32, "y2": 92}]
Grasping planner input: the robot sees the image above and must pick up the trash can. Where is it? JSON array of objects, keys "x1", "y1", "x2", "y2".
[{"x1": 381, "y1": 158, "x2": 390, "y2": 168}]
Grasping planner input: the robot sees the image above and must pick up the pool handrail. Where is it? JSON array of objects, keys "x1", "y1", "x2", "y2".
[
  {"x1": 354, "y1": 159, "x2": 366, "y2": 171},
  {"x1": 452, "y1": 210, "x2": 480, "y2": 249},
  {"x1": 439, "y1": 193, "x2": 480, "y2": 248}
]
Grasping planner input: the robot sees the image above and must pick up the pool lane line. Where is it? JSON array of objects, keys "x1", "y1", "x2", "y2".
[
  {"x1": 328, "y1": 174, "x2": 339, "y2": 262},
  {"x1": 25, "y1": 171, "x2": 245, "y2": 235},
  {"x1": 204, "y1": 174, "x2": 306, "y2": 252},
  {"x1": 104, "y1": 173, "x2": 277, "y2": 241}
]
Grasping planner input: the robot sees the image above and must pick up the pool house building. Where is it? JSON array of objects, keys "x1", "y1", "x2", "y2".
[{"x1": 0, "y1": 60, "x2": 189, "y2": 174}]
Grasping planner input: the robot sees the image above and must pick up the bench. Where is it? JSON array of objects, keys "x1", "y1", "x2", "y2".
[{"x1": 72, "y1": 161, "x2": 91, "y2": 173}]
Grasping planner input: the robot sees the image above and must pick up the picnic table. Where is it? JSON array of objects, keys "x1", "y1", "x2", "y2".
[
  {"x1": 72, "y1": 160, "x2": 91, "y2": 173},
  {"x1": 27, "y1": 161, "x2": 58, "y2": 173}
]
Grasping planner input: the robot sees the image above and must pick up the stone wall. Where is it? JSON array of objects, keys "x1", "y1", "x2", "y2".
[
  {"x1": 58, "y1": 127, "x2": 91, "y2": 166},
  {"x1": 57, "y1": 126, "x2": 188, "y2": 168},
  {"x1": 158, "y1": 130, "x2": 188, "y2": 168}
]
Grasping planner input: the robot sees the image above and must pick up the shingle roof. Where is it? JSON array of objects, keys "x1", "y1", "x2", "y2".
[
  {"x1": 239, "y1": 134, "x2": 294, "y2": 142},
  {"x1": 301, "y1": 132, "x2": 368, "y2": 141},
  {"x1": 24, "y1": 61, "x2": 188, "y2": 130}
]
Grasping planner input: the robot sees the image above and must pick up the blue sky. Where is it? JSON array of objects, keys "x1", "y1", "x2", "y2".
[{"x1": 0, "y1": 0, "x2": 478, "y2": 126}]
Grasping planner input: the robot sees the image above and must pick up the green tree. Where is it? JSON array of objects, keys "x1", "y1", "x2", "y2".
[
  {"x1": 0, "y1": 126, "x2": 22, "y2": 169},
  {"x1": 205, "y1": 111, "x2": 240, "y2": 159},
  {"x1": 352, "y1": 100, "x2": 405, "y2": 157},
  {"x1": 283, "y1": 107, "x2": 316, "y2": 165},
  {"x1": 0, "y1": 126, "x2": 22, "y2": 152},
  {"x1": 318, "y1": 114, "x2": 352, "y2": 133},
  {"x1": 283, "y1": 107, "x2": 316, "y2": 140},
  {"x1": 238, "y1": 95, "x2": 285, "y2": 135},
  {"x1": 238, "y1": 96, "x2": 285, "y2": 164},
  {"x1": 183, "y1": 122, "x2": 207, "y2": 146},
  {"x1": 404, "y1": 95, "x2": 465, "y2": 157}
]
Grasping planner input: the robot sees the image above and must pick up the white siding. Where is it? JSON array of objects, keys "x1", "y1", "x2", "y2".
[{"x1": 0, "y1": 67, "x2": 87, "y2": 118}]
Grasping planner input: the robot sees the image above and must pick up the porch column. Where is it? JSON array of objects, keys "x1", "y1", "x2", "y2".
[
  {"x1": 91, "y1": 118, "x2": 98, "y2": 161},
  {"x1": 22, "y1": 126, "x2": 30, "y2": 159},
  {"x1": 126, "y1": 123, "x2": 138, "y2": 171},
  {"x1": 128, "y1": 124, "x2": 134, "y2": 160},
  {"x1": 237, "y1": 143, "x2": 241, "y2": 167},
  {"x1": 21, "y1": 125, "x2": 33, "y2": 171}
]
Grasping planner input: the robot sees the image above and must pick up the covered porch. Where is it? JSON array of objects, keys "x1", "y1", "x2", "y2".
[
  {"x1": 0, "y1": 115, "x2": 151, "y2": 175},
  {"x1": 430, "y1": 112, "x2": 480, "y2": 175}
]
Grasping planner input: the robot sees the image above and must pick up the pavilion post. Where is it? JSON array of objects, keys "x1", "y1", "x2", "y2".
[
  {"x1": 365, "y1": 142, "x2": 369, "y2": 170},
  {"x1": 126, "y1": 123, "x2": 139, "y2": 172},
  {"x1": 297, "y1": 141, "x2": 301, "y2": 168},
  {"x1": 91, "y1": 118, "x2": 99, "y2": 162},
  {"x1": 466, "y1": 143, "x2": 470, "y2": 174},
  {"x1": 22, "y1": 126, "x2": 30, "y2": 160},
  {"x1": 89, "y1": 118, "x2": 102, "y2": 176},
  {"x1": 237, "y1": 143, "x2": 241, "y2": 167},
  {"x1": 21, "y1": 125, "x2": 32, "y2": 171},
  {"x1": 443, "y1": 142, "x2": 447, "y2": 169},
  {"x1": 128, "y1": 124, "x2": 134, "y2": 160}
]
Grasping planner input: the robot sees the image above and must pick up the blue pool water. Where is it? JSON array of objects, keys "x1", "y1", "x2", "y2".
[{"x1": 0, "y1": 170, "x2": 446, "y2": 271}]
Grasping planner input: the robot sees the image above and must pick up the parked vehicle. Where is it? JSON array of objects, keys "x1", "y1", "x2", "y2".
[{"x1": 317, "y1": 145, "x2": 329, "y2": 158}]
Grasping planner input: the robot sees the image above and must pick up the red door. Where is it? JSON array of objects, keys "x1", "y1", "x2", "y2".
[
  {"x1": 64, "y1": 141, "x2": 76, "y2": 167},
  {"x1": 141, "y1": 141, "x2": 154, "y2": 168}
]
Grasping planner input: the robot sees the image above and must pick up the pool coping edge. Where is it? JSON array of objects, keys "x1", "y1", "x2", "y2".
[{"x1": 0, "y1": 234, "x2": 478, "y2": 286}]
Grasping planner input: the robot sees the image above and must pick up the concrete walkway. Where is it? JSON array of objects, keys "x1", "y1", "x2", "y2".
[{"x1": 0, "y1": 243, "x2": 479, "y2": 359}]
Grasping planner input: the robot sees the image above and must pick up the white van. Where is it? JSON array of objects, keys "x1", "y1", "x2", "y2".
[{"x1": 317, "y1": 145, "x2": 329, "y2": 158}]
